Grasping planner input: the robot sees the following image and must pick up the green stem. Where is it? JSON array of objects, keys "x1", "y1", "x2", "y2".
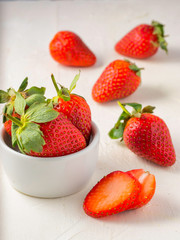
[
  {"x1": 6, "y1": 114, "x2": 23, "y2": 127},
  {"x1": 51, "y1": 74, "x2": 60, "y2": 96},
  {"x1": 117, "y1": 101, "x2": 131, "y2": 116}
]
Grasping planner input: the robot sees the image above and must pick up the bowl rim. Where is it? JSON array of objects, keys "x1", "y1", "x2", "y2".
[{"x1": 0, "y1": 121, "x2": 100, "y2": 161}]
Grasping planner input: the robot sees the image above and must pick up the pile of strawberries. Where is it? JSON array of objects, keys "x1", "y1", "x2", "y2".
[
  {"x1": 0, "y1": 20, "x2": 176, "y2": 218},
  {"x1": 0, "y1": 73, "x2": 91, "y2": 157}
]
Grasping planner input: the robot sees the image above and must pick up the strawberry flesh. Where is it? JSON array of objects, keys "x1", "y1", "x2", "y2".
[{"x1": 83, "y1": 171, "x2": 141, "y2": 218}]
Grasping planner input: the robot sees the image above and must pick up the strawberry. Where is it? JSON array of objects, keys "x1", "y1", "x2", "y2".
[
  {"x1": 109, "y1": 102, "x2": 176, "y2": 166},
  {"x1": 6, "y1": 95, "x2": 86, "y2": 157},
  {"x1": 92, "y1": 59, "x2": 142, "y2": 103},
  {"x1": 0, "y1": 77, "x2": 46, "y2": 135},
  {"x1": 83, "y1": 171, "x2": 141, "y2": 218},
  {"x1": 29, "y1": 112, "x2": 86, "y2": 157},
  {"x1": 51, "y1": 73, "x2": 91, "y2": 143},
  {"x1": 49, "y1": 31, "x2": 96, "y2": 67},
  {"x1": 115, "y1": 21, "x2": 168, "y2": 59},
  {"x1": 127, "y1": 169, "x2": 156, "y2": 209}
]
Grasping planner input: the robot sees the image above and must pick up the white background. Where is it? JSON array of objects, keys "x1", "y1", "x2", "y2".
[{"x1": 0, "y1": 0, "x2": 180, "y2": 239}]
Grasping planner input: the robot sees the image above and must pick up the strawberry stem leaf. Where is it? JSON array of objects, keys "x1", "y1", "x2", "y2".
[
  {"x1": 6, "y1": 114, "x2": 23, "y2": 127},
  {"x1": 51, "y1": 74, "x2": 71, "y2": 101},
  {"x1": 18, "y1": 77, "x2": 28, "y2": 92},
  {"x1": 17, "y1": 122, "x2": 45, "y2": 153},
  {"x1": 25, "y1": 94, "x2": 46, "y2": 106},
  {"x1": 142, "y1": 105, "x2": 155, "y2": 113},
  {"x1": 25, "y1": 102, "x2": 59, "y2": 123},
  {"x1": 123, "y1": 103, "x2": 142, "y2": 113},
  {"x1": 69, "y1": 70, "x2": 81, "y2": 93},
  {"x1": 14, "y1": 92, "x2": 26, "y2": 116},
  {"x1": 51, "y1": 74, "x2": 60, "y2": 95},
  {"x1": 109, "y1": 122, "x2": 125, "y2": 139},
  {"x1": 0, "y1": 90, "x2": 10, "y2": 103},
  {"x1": 118, "y1": 101, "x2": 131, "y2": 116},
  {"x1": 129, "y1": 64, "x2": 144, "y2": 77},
  {"x1": 26, "y1": 86, "x2": 46, "y2": 96},
  {"x1": 152, "y1": 20, "x2": 168, "y2": 53},
  {"x1": 11, "y1": 122, "x2": 19, "y2": 147}
]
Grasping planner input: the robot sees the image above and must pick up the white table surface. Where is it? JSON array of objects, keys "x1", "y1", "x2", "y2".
[{"x1": 0, "y1": 0, "x2": 180, "y2": 239}]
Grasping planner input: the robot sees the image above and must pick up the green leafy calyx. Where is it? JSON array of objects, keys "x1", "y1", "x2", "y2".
[
  {"x1": 128, "y1": 63, "x2": 144, "y2": 77},
  {"x1": 1, "y1": 77, "x2": 46, "y2": 122},
  {"x1": 51, "y1": 71, "x2": 80, "y2": 102},
  {"x1": 7, "y1": 101, "x2": 59, "y2": 154},
  {"x1": 108, "y1": 102, "x2": 155, "y2": 140},
  {"x1": 152, "y1": 20, "x2": 168, "y2": 53}
]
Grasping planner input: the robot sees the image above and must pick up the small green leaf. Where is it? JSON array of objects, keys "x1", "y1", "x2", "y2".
[
  {"x1": 11, "y1": 122, "x2": 19, "y2": 147},
  {"x1": 123, "y1": 103, "x2": 142, "y2": 113},
  {"x1": 109, "y1": 123, "x2": 125, "y2": 139},
  {"x1": 57, "y1": 85, "x2": 70, "y2": 101},
  {"x1": 3, "y1": 105, "x2": 8, "y2": 123},
  {"x1": 26, "y1": 94, "x2": 46, "y2": 106},
  {"x1": 152, "y1": 20, "x2": 168, "y2": 53},
  {"x1": 129, "y1": 64, "x2": 144, "y2": 77},
  {"x1": 25, "y1": 102, "x2": 59, "y2": 123},
  {"x1": 6, "y1": 104, "x2": 14, "y2": 116},
  {"x1": 17, "y1": 122, "x2": 45, "y2": 153},
  {"x1": 142, "y1": 105, "x2": 155, "y2": 113},
  {"x1": 14, "y1": 92, "x2": 26, "y2": 115},
  {"x1": 69, "y1": 71, "x2": 80, "y2": 93},
  {"x1": 0, "y1": 90, "x2": 10, "y2": 103},
  {"x1": 18, "y1": 77, "x2": 28, "y2": 92},
  {"x1": 118, "y1": 111, "x2": 130, "y2": 121},
  {"x1": 26, "y1": 86, "x2": 46, "y2": 96}
]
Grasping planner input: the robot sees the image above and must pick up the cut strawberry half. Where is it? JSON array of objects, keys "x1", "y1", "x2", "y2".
[
  {"x1": 127, "y1": 169, "x2": 156, "y2": 209},
  {"x1": 83, "y1": 171, "x2": 141, "y2": 218}
]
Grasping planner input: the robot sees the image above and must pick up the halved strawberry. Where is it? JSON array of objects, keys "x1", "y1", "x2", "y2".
[
  {"x1": 127, "y1": 169, "x2": 156, "y2": 209},
  {"x1": 83, "y1": 171, "x2": 141, "y2": 218}
]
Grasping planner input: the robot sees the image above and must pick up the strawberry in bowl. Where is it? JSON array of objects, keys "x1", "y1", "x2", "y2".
[{"x1": 0, "y1": 76, "x2": 100, "y2": 198}]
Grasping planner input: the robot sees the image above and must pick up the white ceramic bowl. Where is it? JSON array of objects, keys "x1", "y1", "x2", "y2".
[{"x1": 0, "y1": 121, "x2": 100, "y2": 198}]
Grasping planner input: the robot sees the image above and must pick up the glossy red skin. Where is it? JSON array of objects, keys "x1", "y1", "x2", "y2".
[
  {"x1": 92, "y1": 60, "x2": 141, "y2": 103},
  {"x1": 54, "y1": 94, "x2": 91, "y2": 144},
  {"x1": 115, "y1": 24, "x2": 158, "y2": 59},
  {"x1": 123, "y1": 113, "x2": 176, "y2": 166},
  {"x1": 83, "y1": 171, "x2": 141, "y2": 218},
  {"x1": 30, "y1": 112, "x2": 86, "y2": 157},
  {"x1": 49, "y1": 31, "x2": 96, "y2": 67}
]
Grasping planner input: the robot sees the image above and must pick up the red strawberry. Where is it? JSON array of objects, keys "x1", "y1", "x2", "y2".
[
  {"x1": 127, "y1": 169, "x2": 156, "y2": 209},
  {"x1": 30, "y1": 112, "x2": 86, "y2": 157},
  {"x1": 83, "y1": 171, "x2": 141, "y2": 218},
  {"x1": 109, "y1": 102, "x2": 176, "y2": 166},
  {"x1": 49, "y1": 31, "x2": 96, "y2": 67},
  {"x1": 6, "y1": 100, "x2": 86, "y2": 157},
  {"x1": 115, "y1": 21, "x2": 168, "y2": 59},
  {"x1": 51, "y1": 73, "x2": 91, "y2": 143},
  {"x1": 92, "y1": 59, "x2": 142, "y2": 103}
]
